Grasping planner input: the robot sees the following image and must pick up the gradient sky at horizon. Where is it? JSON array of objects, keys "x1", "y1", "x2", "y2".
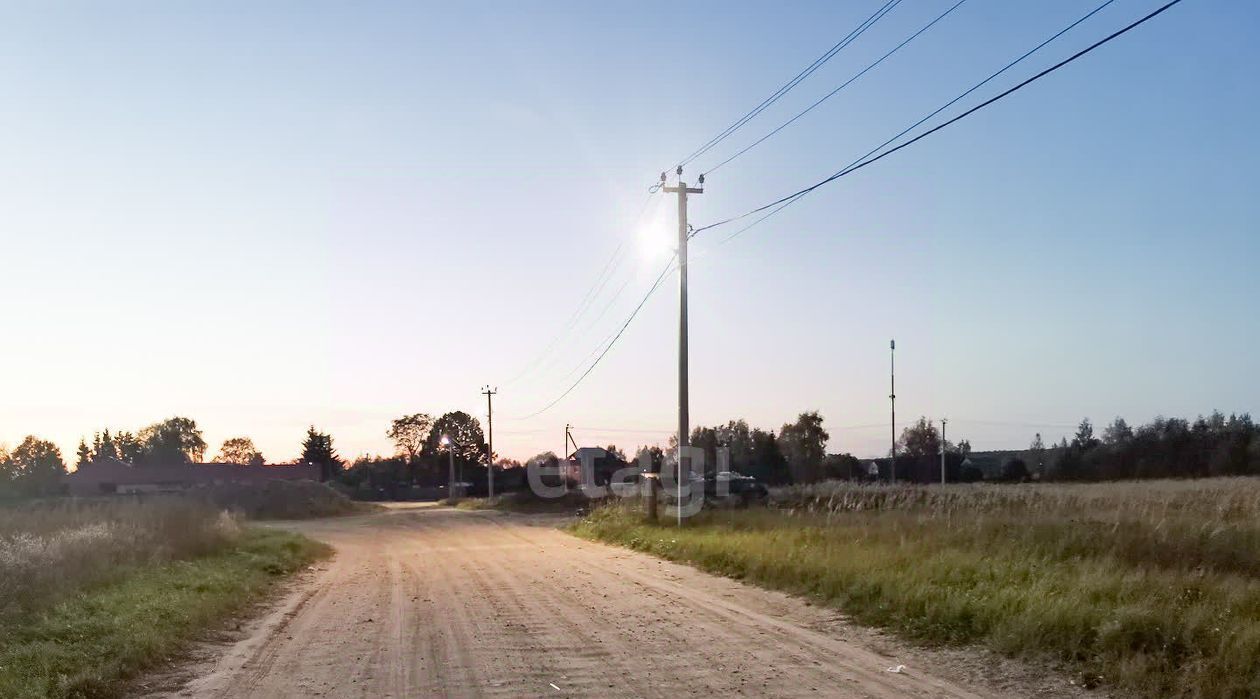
[{"x1": 2, "y1": 0, "x2": 1257, "y2": 465}]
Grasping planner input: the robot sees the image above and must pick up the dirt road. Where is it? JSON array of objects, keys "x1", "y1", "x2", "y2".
[{"x1": 145, "y1": 505, "x2": 1082, "y2": 698}]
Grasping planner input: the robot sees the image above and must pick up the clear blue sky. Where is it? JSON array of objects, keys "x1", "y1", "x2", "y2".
[{"x1": 1, "y1": 0, "x2": 1256, "y2": 463}]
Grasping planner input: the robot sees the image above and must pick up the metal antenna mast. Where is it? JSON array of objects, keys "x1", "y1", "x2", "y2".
[{"x1": 890, "y1": 339, "x2": 896, "y2": 483}]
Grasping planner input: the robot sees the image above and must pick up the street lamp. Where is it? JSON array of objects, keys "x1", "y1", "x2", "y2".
[{"x1": 440, "y1": 434, "x2": 461, "y2": 500}]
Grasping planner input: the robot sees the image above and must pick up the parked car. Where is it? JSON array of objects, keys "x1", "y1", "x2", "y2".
[{"x1": 704, "y1": 471, "x2": 768, "y2": 504}]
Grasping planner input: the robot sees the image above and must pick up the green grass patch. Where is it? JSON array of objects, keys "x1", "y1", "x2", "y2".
[
  {"x1": 574, "y1": 486, "x2": 1260, "y2": 699},
  {"x1": 0, "y1": 528, "x2": 330, "y2": 699}
]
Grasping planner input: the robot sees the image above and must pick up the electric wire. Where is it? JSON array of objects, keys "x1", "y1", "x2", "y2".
[
  {"x1": 693, "y1": 0, "x2": 1154, "y2": 239},
  {"x1": 503, "y1": 192, "x2": 658, "y2": 386},
  {"x1": 702, "y1": 0, "x2": 969, "y2": 177},
  {"x1": 570, "y1": 426, "x2": 676, "y2": 435},
  {"x1": 513, "y1": 257, "x2": 678, "y2": 419},
  {"x1": 555, "y1": 275, "x2": 636, "y2": 384},
  {"x1": 526, "y1": 199, "x2": 665, "y2": 384},
  {"x1": 514, "y1": 0, "x2": 1185, "y2": 419},
  {"x1": 675, "y1": 0, "x2": 903, "y2": 170}
]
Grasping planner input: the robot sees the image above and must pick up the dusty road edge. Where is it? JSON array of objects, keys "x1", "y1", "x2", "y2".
[
  {"x1": 131, "y1": 558, "x2": 331, "y2": 697},
  {"x1": 136, "y1": 510, "x2": 1106, "y2": 699}
]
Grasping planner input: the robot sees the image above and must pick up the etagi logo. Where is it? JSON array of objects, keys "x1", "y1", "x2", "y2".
[{"x1": 525, "y1": 446, "x2": 733, "y2": 519}]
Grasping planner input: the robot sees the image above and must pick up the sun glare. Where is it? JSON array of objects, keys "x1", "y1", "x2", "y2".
[{"x1": 637, "y1": 216, "x2": 673, "y2": 261}]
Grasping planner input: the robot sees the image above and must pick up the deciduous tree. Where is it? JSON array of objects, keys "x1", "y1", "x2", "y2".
[
  {"x1": 216, "y1": 437, "x2": 265, "y2": 466},
  {"x1": 387, "y1": 413, "x2": 434, "y2": 462},
  {"x1": 779, "y1": 412, "x2": 829, "y2": 483},
  {"x1": 426, "y1": 411, "x2": 486, "y2": 471},
  {"x1": 898, "y1": 417, "x2": 942, "y2": 458},
  {"x1": 139, "y1": 417, "x2": 206, "y2": 464},
  {"x1": 750, "y1": 429, "x2": 790, "y2": 485},
  {"x1": 388, "y1": 413, "x2": 434, "y2": 483},
  {"x1": 8, "y1": 436, "x2": 66, "y2": 496},
  {"x1": 1102, "y1": 417, "x2": 1133, "y2": 445},
  {"x1": 0, "y1": 445, "x2": 14, "y2": 497}
]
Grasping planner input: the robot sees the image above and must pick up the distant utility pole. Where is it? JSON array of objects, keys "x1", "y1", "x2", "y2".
[
  {"x1": 940, "y1": 417, "x2": 948, "y2": 485},
  {"x1": 563, "y1": 423, "x2": 573, "y2": 492},
  {"x1": 662, "y1": 166, "x2": 703, "y2": 526},
  {"x1": 482, "y1": 386, "x2": 497, "y2": 498},
  {"x1": 889, "y1": 339, "x2": 896, "y2": 484}
]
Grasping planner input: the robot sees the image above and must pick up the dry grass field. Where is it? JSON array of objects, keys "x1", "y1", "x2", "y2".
[
  {"x1": 0, "y1": 497, "x2": 328, "y2": 698},
  {"x1": 0, "y1": 499, "x2": 238, "y2": 619},
  {"x1": 575, "y1": 478, "x2": 1260, "y2": 698}
]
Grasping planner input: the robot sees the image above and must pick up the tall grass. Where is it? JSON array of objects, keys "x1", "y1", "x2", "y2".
[
  {"x1": 0, "y1": 497, "x2": 332, "y2": 697},
  {"x1": 576, "y1": 478, "x2": 1260, "y2": 698},
  {"x1": 0, "y1": 528, "x2": 328, "y2": 699},
  {"x1": 0, "y1": 498, "x2": 238, "y2": 620},
  {"x1": 771, "y1": 477, "x2": 1260, "y2": 520}
]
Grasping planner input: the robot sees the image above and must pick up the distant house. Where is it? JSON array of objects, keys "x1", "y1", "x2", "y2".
[
  {"x1": 856, "y1": 450, "x2": 1046, "y2": 484},
  {"x1": 64, "y1": 457, "x2": 319, "y2": 497},
  {"x1": 566, "y1": 447, "x2": 633, "y2": 488}
]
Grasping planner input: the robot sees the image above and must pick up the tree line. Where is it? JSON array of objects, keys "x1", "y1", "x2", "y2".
[
  {"x1": 512, "y1": 411, "x2": 874, "y2": 487},
  {"x1": 1043, "y1": 412, "x2": 1260, "y2": 481},
  {"x1": 6, "y1": 409, "x2": 1259, "y2": 499},
  {"x1": 0, "y1": 410, "x2": 496, "y2": 500},
  {"x1": 0, "y1": 417, "x2": 350, "y2": 499}
]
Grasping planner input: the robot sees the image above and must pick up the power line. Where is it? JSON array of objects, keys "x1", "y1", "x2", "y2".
[
  {"x1": 527, "y1": 265, "x2": 636, "y2": 384},
  {"x1": 548, "y1": 326, "x2": 620, "y2": 393},
  {"x1": 695, "y1": 0, "x2": 1123, "y2": 237},
  {"x1": 512, "y1": 0, "x2": 1185, "y2": 422},
  {"x1": 951, "y1": 418, "x2": 1080, "y2": 429},
  {"x1": 504, "y1": 192, "x2": 659, "y2": 386},
  {"x1": 694, "y1": 0, "x2": 1166, "y2": 240},
  {"x1": 527, "y1": 218, "x2": 664, "y2": 386},
  {"x1": 570, "y1": 426, "x2": 676, "y2": 435},
  {"x1": 555, "y1": 301, "x2": 627, "y2": 384},
  {"x1": 512, "y1": 257, "x2": 678, "y2": 419},
  {"x1": 702, "y1": 0, "x2": 969, "y2": 176},
  {"x1": 674, "y1": 0, "x2": 903, "y2": 170},
  {"x1": 503, "y1": 243, "x2": 624, "y2": 386},
  {"x1": 572, "y1": 276, "x2": 635, "y2": 346}
]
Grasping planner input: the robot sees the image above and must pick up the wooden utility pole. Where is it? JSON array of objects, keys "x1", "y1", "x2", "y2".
[
  {"x1": 482, "y1": 386, "x2": 497, "y2": 498},
  {"x1": 940, "y1": 417, "x2": 948, "y2": 485},
  {"x1": 662, "y1": 167, "x2": 702, "y2": 526}
]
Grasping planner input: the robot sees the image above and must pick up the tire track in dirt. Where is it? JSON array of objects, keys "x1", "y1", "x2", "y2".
[{"x1": 140, "y1": 505, "x2": 1092, "y2": 699}]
